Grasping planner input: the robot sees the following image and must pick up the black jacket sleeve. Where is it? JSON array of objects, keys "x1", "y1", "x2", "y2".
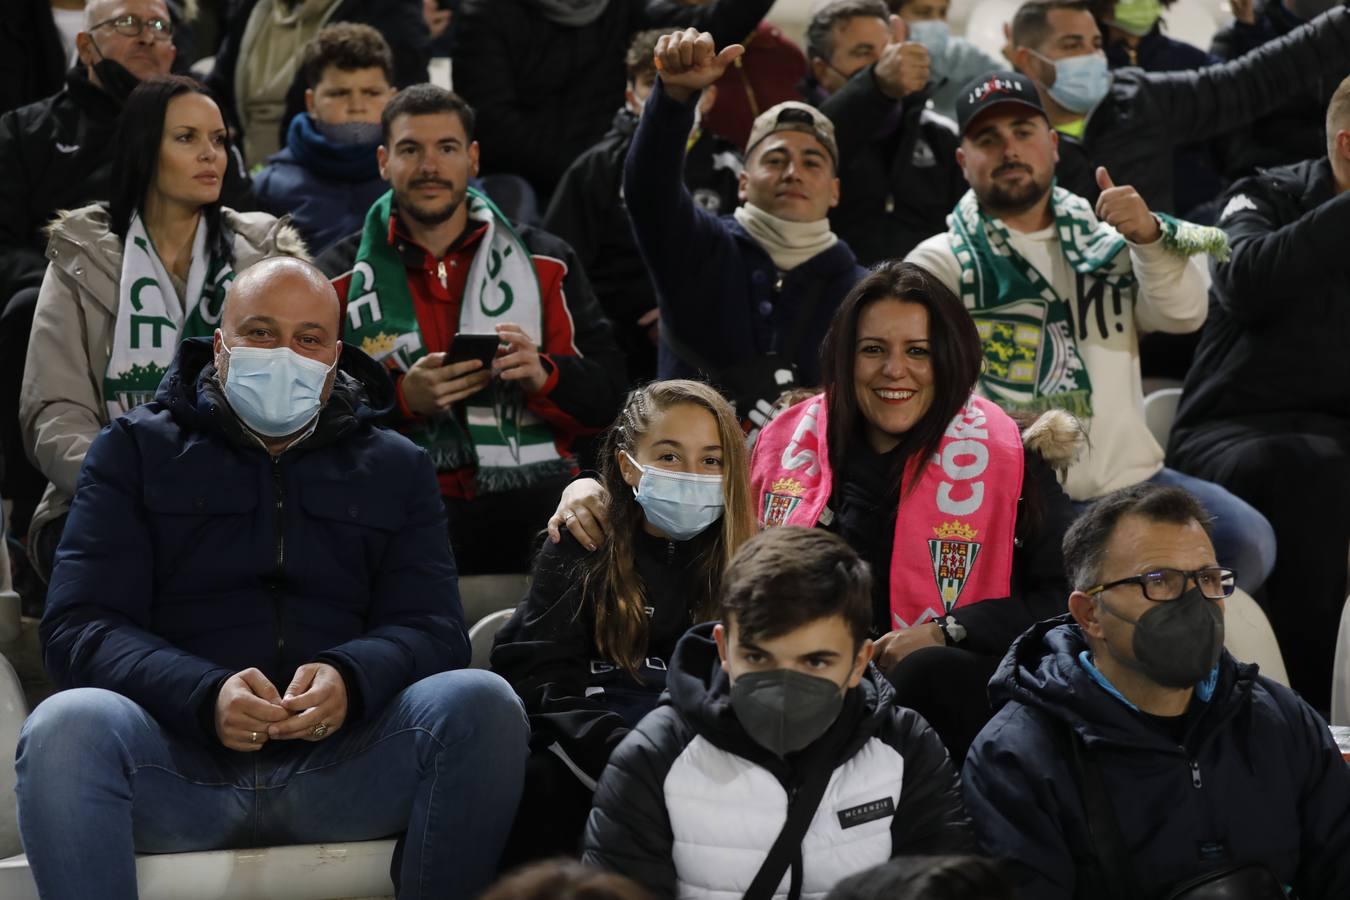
[
  {"x1": 638, "y1": 0, "x2": 777, "y2": 51},
  {"x1": 962, "y1": 707, "x2": 1078, "y2": 900},
  {"x1": 542, "y1": 150, "x2": 609, "y2": 281},
  {"x1": 948, "y1": 453, "x2": 1074, "y2": 656},
  {"x1": 582, "y1": 705, "x2": 688, "y2": 898},
  {"x1": 490, "y1": 536, "x2": 631, "y2": 782},
  {"x1": 1210, "y1": 174, "x2": 1350, "y2": 327},
  {"x1": 1287, "y1": 685, "x2": 1350, "y2": 898},
  {"x1": 818, "y1": 65, "x2": 898, "y2": 164},
  {"x1": 524, "y1": 230, "x2": 628, "y2": 430},
  {"x1": 0, "y1": 107, "x2": 52, "y2": 299},
  {"x1": 1140, "y1": 7, "x2": 1350, "y2": 147},
  {"x1": 887, "y1": 705, "x2": 977, "y2": 855}
]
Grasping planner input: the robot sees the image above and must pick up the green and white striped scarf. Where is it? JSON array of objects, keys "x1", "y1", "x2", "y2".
[
  {"x1": 104, "y1": 213, "x2": 234, "y2": 417},
  {"x1": 948, "y1": 185, "x2": 1227, "y2": 418},
  {"x1": 344, "y1": 189, "x2": 571, "y2": 494}
]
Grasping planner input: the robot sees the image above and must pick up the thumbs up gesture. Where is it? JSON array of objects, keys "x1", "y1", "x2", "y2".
[
  {"x1": 1094, "y1": 166, "x2": 1161, "y2": 244},
  {"x1": 654, "y1": 29, "x2": 745, "y2": 104},
  {"x1": 874, "y1": 15, "x2": 931, "y2": 100}
]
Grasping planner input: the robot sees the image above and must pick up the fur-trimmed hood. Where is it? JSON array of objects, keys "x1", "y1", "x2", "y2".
[
  {"x1": 1018, "y1": 408, "x2": 1086, "y2": 473},
  {"x1": 43, "y1": 203, "x2": 308, "y2": 296}
]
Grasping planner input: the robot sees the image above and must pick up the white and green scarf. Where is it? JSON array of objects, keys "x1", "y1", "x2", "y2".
[
  {"x1": 104, "y1": 213, "x2": 234, "y2": 417},
  {"x1": 344, "y1": 188, "x2": 571, "y2": 494},
  {"x1": 948, "y1": 185, "x2": 1227, "y2": 418}
]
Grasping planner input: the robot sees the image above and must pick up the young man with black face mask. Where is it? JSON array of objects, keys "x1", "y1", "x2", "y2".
[
  {"x1": 583, "y1": 527, "x2": 972, "y2": 897},
  {"x1": 963, "y1": 483, "x2": 1350, "y2": 900}
]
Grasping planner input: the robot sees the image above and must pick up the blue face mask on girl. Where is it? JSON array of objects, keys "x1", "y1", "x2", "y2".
[
  {"x1": 1031, "y1": 50, "x2": 1111, "y2": 115},
  {"x1": 624, "y1": 452, "x2": 725, "y2": 541},
  {"x1": 219, "y1": 341, "x2": 339, "y2": 438}
]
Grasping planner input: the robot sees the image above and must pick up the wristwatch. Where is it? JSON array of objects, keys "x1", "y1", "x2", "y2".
[{"x1": 936, "y1": 616, "x2": 967, "y2": 646}]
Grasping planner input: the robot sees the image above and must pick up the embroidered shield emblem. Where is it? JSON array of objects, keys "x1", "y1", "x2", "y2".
[
  {"x1": 928, "y1": 520, "x2": 982, "y2": 610},
  {"x1": 762, "y1": 477, "x2": 805, "y2": 527}
]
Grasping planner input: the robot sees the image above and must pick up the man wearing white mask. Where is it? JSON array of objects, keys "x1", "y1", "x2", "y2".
[
  {"x1": 19, "y1": 257, "x2": 530, "y2": 900},
  {"x1": 1008, "y1": 0, "x2": 1350, "y2": 213}
]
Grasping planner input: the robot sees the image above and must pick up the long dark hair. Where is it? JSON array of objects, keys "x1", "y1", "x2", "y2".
[
  {"x1": 818, "y1": 261, "x2": 983, "y2": 497},
  {"x1": 109, "y1": 75, "x2": 232, "y2": 261},
  {"x1": 581, "y1": 380, "x2": 757, "y2": 677}
]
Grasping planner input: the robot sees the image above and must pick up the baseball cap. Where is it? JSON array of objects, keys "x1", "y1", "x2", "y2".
[
  {"x1": 955, "y1": 71, "x2": 1048, "y2": 138},
  {"x1": 745, "y1": 101, "x2": 839, "y2": 168}
]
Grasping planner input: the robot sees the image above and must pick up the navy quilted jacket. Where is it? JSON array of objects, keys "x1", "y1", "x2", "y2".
[{"x1": 40, "y1": 337, "x2": 468, "y2": 743}]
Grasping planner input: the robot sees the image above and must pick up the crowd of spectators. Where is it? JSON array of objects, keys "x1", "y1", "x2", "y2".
[{"x1": 3, "y1": 0, "x2": 1350, "y2": 898}]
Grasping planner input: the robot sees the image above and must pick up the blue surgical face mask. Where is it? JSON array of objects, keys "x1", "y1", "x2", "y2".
[
  {"x1": 907, "y1": 20, "x2": 950, "y2": 61},
  {"x1": 219, "y1": 341, "x2": 339, "y2": 438},
  {"x1": 624, "y1": 452, "x2": 724, "y2": 541},
  {"x1": 1032, "y1": 50, "x2": 1111, "y2": 115}
]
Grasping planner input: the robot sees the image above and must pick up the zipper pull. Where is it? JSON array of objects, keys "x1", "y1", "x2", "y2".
[
  {"x1": 1189, "y1": 759, "x2": 1202, "y2": 789},
  {"x1": 437, "y1": 260, "x2": 448, "y2": 289}
]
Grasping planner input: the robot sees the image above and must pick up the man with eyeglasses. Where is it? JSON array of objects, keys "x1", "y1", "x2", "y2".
[
  {"x1": 0, "y1": 0, "x2": 249, "y2": 552},
  {"x1": 962, "y1": 483, "x2": 1350, "y2": 900}
]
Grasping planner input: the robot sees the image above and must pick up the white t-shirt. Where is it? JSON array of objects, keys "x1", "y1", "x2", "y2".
[{"x1": 907, "y1": 220, "x2": 1210, "y2": 501}]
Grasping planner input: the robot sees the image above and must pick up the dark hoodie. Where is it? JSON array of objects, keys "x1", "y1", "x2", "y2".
[
  {"x1": 582, "y1": 622, "x2": 972, "y2": 898},
  {"x1": 40, "y1": 337, "x2": 469, "y2": 745},
  {"x1": 962, "y1": 616, "x2": 1350, "y2": 900}
]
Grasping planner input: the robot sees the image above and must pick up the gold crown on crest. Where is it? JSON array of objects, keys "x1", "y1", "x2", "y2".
[
  {"x1": 932, "y1": 520, "x2": 978, "y2": 541},
  {"x1": 770, "y1": 477, "x2": 804, "y2": 497},
  {"x1": 361, "y1": 332, "x2": 398, "y2": 358}
]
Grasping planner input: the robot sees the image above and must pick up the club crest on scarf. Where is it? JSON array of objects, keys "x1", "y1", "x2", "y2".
[
  {"x1": 762, "y1": 476, "x2": 805, "y2": 528},
  {"x1": 928, "y1": 520, "x2": 981, "y2": 611}
]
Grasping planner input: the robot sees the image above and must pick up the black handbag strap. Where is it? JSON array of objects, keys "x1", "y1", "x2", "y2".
[
  {"x1": 1063, "y1": 722, "x2": 1142, "y2": 900},
  {"x1": 742, "y1": 760, "x2": 836, "y2": 900}
]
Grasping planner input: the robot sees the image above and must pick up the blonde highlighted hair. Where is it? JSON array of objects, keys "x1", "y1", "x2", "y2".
[{"x1": 583, "y1": 380, "x2": 757, "y2": 676}]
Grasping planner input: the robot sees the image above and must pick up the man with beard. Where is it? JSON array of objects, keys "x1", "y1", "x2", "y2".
[
  {"x1": 318, "y1": 85, "x2": 625, "y2": 575},
  {"x1": 0, "y1": 0, "x2": 250, "y2": 539},
  {"x1": 907, "y1": 72, "x2": 1277, "y2": 599}
]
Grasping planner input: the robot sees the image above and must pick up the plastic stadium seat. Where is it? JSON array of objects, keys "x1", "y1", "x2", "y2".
[
  {"x1": 1332, "y1": 596, "x2": 1350, "y2": 727},
  {"x1": 0, "y1": 841, "x2": 396, "y2": 900},
  {"x1": 1143, "y1": 387, "x2": 1183, "y2": 449},
  {"x1": 1224, "y1": 587, "x2": 1289, "y2": 688},
  {"x1": 469, "y1": 608, "x2": 515, "y2": 670}
]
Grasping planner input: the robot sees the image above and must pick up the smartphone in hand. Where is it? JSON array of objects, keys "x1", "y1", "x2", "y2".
[{"x1": 446, "y1": 332, "x2": 501, "y2": 370}]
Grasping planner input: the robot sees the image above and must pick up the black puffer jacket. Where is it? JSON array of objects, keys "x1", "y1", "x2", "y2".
[
  {"x1": 963, "y1": 617, "x2": 1350, "y2": 900},
  {"x1": 582, "y1": 623, "x2": 973, "y2": 898},
  {"x1": 813, "y1": 71, "x2": 966, "y2": 265},
  {"x1": 1053, "y1": 6, "x2": 1350, "y2": 213},
  {"x1": 449, "y1": 0, "x2": 774, "y2": 197},
  {"x1": 1170, "y1": 157, "x2": 1350, "y2": 456},
  {"x1": 491, "y1": 528, "x2": 718, "y2": 785}
]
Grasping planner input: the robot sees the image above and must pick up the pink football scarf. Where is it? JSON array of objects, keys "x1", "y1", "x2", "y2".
[{"x1": 750, "y1": 394, "x2": 1025, "y2": 629}]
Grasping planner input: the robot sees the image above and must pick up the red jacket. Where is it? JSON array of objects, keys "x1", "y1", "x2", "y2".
[
  {"x1": 326, "y1": 211, "x2": 627, "y2": 498},
  {"x1": 703, "y1": 22, "x2": 809, "y2": 150}
]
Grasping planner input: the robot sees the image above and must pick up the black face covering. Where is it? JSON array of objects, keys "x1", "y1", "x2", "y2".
[
  {"x1": 1100, "y1": 588, "x2": 1225, "y2": 689},
  {"x1": 89, "y1": 37, "x2": 142, "y2": 104}
]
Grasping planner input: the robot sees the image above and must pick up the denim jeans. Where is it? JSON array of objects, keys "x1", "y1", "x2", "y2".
[
  {"x1": 1072, "y1": 467, "x2": 1278, "y2": 595},
  {"x1": 16, "y1": 669, "x2": 528, "y2": 900}
]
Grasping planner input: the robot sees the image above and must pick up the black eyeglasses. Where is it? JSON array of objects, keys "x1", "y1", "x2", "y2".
[
  {"x1": 89, "y1": 14, "x2": 174, "y2": 41},
  {"x1": 1085, "y1": 567, "x2": 1236, "y2": 602}
]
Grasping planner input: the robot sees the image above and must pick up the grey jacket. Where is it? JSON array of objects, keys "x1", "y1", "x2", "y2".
[{"x1": 19, "y1": 205, "x2": 306, "y2": 574}]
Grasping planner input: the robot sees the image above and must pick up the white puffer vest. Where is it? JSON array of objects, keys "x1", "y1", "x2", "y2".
[{"x1": 664, "y1": 733, "x2": 905, "y2": 899}]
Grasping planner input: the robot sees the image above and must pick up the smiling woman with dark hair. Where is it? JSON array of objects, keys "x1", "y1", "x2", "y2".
[
  {"x1": 19, "y1": 74, "x2": 305, "y2": 587},
  {"x1": 746, "y1": 260, "x2": 1080, "y2": 762}
]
